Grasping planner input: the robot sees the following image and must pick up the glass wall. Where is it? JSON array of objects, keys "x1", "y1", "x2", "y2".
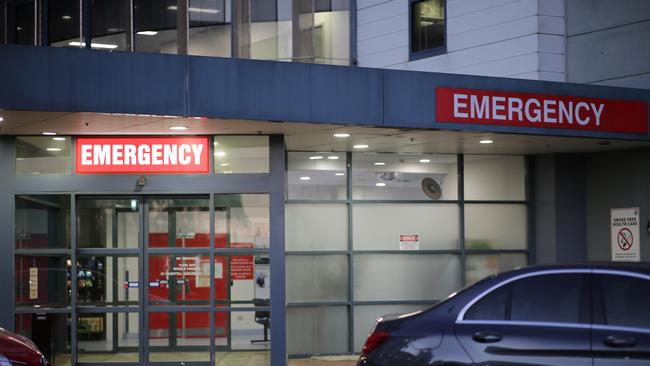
[
  {"x1": 2, "y1": 1, "x2": 351, "y2": 65},
  {"x1": 15, "y1": 195, "x2": 72, "y2": 366},
  {"x1": 285, "y1": 152, "x2": 529, "y2": 356}
]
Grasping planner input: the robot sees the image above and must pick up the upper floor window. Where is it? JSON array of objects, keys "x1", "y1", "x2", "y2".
[{"x1": 409, "y1": 0, "x2": 446, "y2": 60}]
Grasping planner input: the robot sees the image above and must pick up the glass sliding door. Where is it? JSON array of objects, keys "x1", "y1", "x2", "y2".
[
  {"x1": 147, "y1": 196, "x2": 211, "y2": 362},
  {"x1": 76, "y1": 197, "x2": 142, "y2": 363},
  {"x1": 70, "y1": 192, "x2": 272, "y2": 364}
]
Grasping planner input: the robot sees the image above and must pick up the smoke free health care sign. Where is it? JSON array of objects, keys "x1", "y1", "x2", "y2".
[{"x1": 611, "y1": 207, "x2": 641, "y2": 262}]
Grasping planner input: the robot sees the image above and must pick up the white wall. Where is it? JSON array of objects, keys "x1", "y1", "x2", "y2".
[
  {"x1": 566, "y1": 0, "x2": 650, "y2": 89},
  {"x1": 357, "y1": 0, "x2": 566, "y2": 82}
]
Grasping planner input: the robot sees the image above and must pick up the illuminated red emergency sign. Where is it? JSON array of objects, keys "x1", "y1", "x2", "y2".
[
  {"x1": 76, "y1": 137, "x2": 210, "y2": 174},
  {"x1": 435, "y1": 88, "x2": 648, "y2": 134}
]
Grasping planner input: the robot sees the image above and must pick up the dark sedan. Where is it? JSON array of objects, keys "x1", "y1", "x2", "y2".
[{"x1": 358, "y1": 263, "x2": 650, "y2": 366}]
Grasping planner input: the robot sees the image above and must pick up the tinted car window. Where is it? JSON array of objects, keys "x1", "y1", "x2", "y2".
[
  {"x1": 510, "y1": 274, "x2": 584, "y2": 323},
  {"x1": 600, "y1": 274, "x2": 650, "y2": 328},
  {"x1": 465, "y1": 286, "x2": 508, "y2": 321}
]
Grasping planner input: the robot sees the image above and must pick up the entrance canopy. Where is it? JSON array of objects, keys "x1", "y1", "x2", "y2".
[{"x1": 0, "y1": 44, "x2": 648, "y2": 142}]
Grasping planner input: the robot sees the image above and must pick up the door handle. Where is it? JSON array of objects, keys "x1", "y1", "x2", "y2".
[
  {"x1": 473, "y1": 331, "x2": 503, "y2": 343},
  {"x1": 604, "y1": 335, "x2": 636, "y2": 348}
]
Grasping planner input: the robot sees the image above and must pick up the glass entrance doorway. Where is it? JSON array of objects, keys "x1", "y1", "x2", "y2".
[{"x1": 75, "y1": 195, "x2": 270, "y2": 364}]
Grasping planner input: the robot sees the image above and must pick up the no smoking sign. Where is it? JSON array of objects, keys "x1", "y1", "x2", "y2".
[
  {"x1": 617, "y1": 228, "x2": 633, "y2": 251},
  {"x1": 611, "y1": 207, "x2": 640, "y2": 262}
]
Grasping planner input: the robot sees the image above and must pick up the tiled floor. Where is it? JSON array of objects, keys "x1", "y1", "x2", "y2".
[
  {"x1": 56, "y1": 353, "x2": 358, "y2": 366},
  {"x1": 289, "y1": 355, "x2": 358, "y2": 366}
]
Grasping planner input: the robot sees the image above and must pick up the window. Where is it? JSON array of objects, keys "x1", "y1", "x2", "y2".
[
  {"x1": 510, "y1": 274, "x2": 585, "y2": 324},
  {"x1": 410, "y1": 0, "x2": 446, "y2": 59},
  {"x1": 599, "y1": 274, "x2": 650, "y2": 329},
  {"x1": 465, "y1": 274, "x2": 587, "y2": 323},
  {"x1": 465, "y1": 286, "x2": 508, "y2": 321}
]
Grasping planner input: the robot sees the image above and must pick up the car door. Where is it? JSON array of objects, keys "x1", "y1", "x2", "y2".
[
  {"x1": 592, "y1": 272, "x2": 650, "y2": 366},
  {"x1": 455, "y1": 272, "x2": 592, "y2": 366}
]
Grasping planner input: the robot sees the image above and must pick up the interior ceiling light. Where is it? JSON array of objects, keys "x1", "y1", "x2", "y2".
[
  {"x1": 0, "y1": 117, "x2": 4, "y2": 122},
  {"x1": 309, "y1": 155, "x2": 324, "y2": 160},
  {"x1": 169, "y1": 125, "x2": 188, "y2": 131},
  {"x1": 336, "y1": 173, "x2": 345, "y2": 176},
  {"x1": 137, "y1": 31, "x2": 158, "y2": 36},
  {"x1": 374, "y1": 162, "x2": 386, "y2": 166},
  {"x1": 61, "y1": 15, "x2": 72, "y2": 20},
  {"x1": 68, "y1": 41, "x2": 118, "y2": 49},
  {"x1": 300, "y1": 176, "x2": 311, "y2": 181},
  {"x1": 220, "y1": 162, "x2": 230, "y2": 167},
  {"x1": 53, "y1": 137, "x2": 66, "y2": 141},
  {"x1": 333, "y1": 133, "x2": 350, "y2": 138},
  {"x1": 214, "y1": 151, "x2": 226, "y2": 157},
  {"x1": 353, "y1": 144, "x2": 369, "y2": 149},
  {"x1": 167, "y1": 5, "x2": 220, "y2": 13},
  {"x1": 419, "y1": 159, "x2": 430, "y2": 163},
  {"x1": 479, "y1": 139, "x2": 494, "y2": 144},
  {"x1": 375, "y1": 182, "x2": 386, "y2": 187},
  {"x1": 46, "y1": 147, "x2": 62, "y2": 152},
  {"x1": 328, "y1": 156, "x2": 339, "y2": 160},
  {"x1": 42, "y1": 132, "x2": 56, "y2": 136}
]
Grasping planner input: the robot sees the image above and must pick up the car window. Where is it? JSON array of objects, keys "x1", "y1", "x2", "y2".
[
  {"x1": 600, "y1": 274, "x2": 650, "y2": 329},
  {"x1": 510, "y1": 274, "x2": 585, "y2": 323},
  {"x1": 465, "y1": 285, "x2": 508, "y2": 321}
]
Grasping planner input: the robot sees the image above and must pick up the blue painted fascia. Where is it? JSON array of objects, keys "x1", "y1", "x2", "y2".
[{"x1": 1, "y1": 44, "x2": 649, "y2": 141}]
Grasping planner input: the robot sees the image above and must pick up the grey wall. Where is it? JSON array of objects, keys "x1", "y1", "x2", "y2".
[
  {"x1": 533, "y1": 153, "x2": 588, "y2": 264},
  {"x1": 567, "y1": 0, "x2": 650, "y2": 89},
  {"x1": 586, "y1": 147, "x2": 650, "y2": 261}
]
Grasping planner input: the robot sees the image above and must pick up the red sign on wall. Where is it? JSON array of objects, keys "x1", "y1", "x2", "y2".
[
  {"x1": 75, "y1": 137, "x2": 210, "y2": 174},
  {"x1": 231, "y1": 242, "x2": 254, "y2": 280},
  {"x1": 435, "y1": 87, "x2": 648, "y2": 134}
]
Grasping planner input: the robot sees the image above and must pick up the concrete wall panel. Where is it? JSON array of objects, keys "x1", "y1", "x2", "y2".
[{"x1": 567, "y1": 20, "x2": 650, "y2": 84}]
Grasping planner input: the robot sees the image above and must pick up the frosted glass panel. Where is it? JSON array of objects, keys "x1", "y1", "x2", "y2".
[
  {"x1": 354, "y1": 305, "x2": 426, "y2": 352},
  {"x1": 464, "y1": 155, "x2": 525, "y2": 200},
  {"x1": 286, "y1": 204, "x2": 347, "y2": 251},
  {"x1": 353, "y1": 204, "x2": 459, "y2": 250},
  {"x1": 352, "y1": 153, "x2": 458, "y2": 200},
  {"x1": 354, "y1": 254, "x2": 460, "y2": 301},
  {"x1": 286, "y1": 255, "x2": 348, "y2": 302},
  {"x1": 287, "y1": 307, "x2": 348, "y2": 355},
  {"x1": 466, "y1": 254, "x2": 528, "y2": 285},
  {"x1": 465, "y1": 204, "x2": 527, "y2": 250},
  {"x1": 288, "y1": 152, "x2": 347, "y2": 200}
]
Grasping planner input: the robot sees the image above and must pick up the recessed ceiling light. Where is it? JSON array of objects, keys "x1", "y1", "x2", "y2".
[
  {"x1": 62, "y1": 15, "x2": 72, "y2": 20},
  {"x1": 375, "y1": 182, "x2": 386, "y2": 187},
  {"x1": 42, "y1": 132, "x2": 56, "y2": 136},
  {"x1": 374, "y1": 162, "x2": 386, "y2": 166},
  {"x1": 169, "y1": 126, "x2": 188, "y2": 131},
  {"x1": 479, "y1": 139, "x2": 494, "y2": 144},
  {"x1": 328, "y1": 156, "x2": 339, "y2": 160},
  {"x1": 137, "y1": 31, "x2": 158, "y2": 36},
  {"x1": 220, "y1": 162, "x2": 230, "y2": 167},
  {"x1": 353, "y1": 144, "x2": 369, "y2": 149},
  {"x1": 0, "y1": 117, "x2": 4, "y2": 122},
  {"x1": 335, "y1": 173, "x2": 345, "y2": 176},
  {"x1": 419, "y1": 159, "x2": 430, "y2": 163},
  {"x1": 53, "y1": 137, "x2": 66, "y2": 141},
  {"x1": 333, "y1": 133, "x2": 350, "y2": 138},
  {"x1": 214, "y1": 151, "x2": 226, "y2": 157},
  {"x1": 46, "y1": 147, "x2": 62, "y2": 152},
  {"x1": 300, "y1": 176, "x2": 311, "y2": 181},
  {"x1": 309, "y1": 155, "x2": 323, "y2": 160},
  {"x1": 68, "y1": 41, "x2": 118, "y2": 49}
]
